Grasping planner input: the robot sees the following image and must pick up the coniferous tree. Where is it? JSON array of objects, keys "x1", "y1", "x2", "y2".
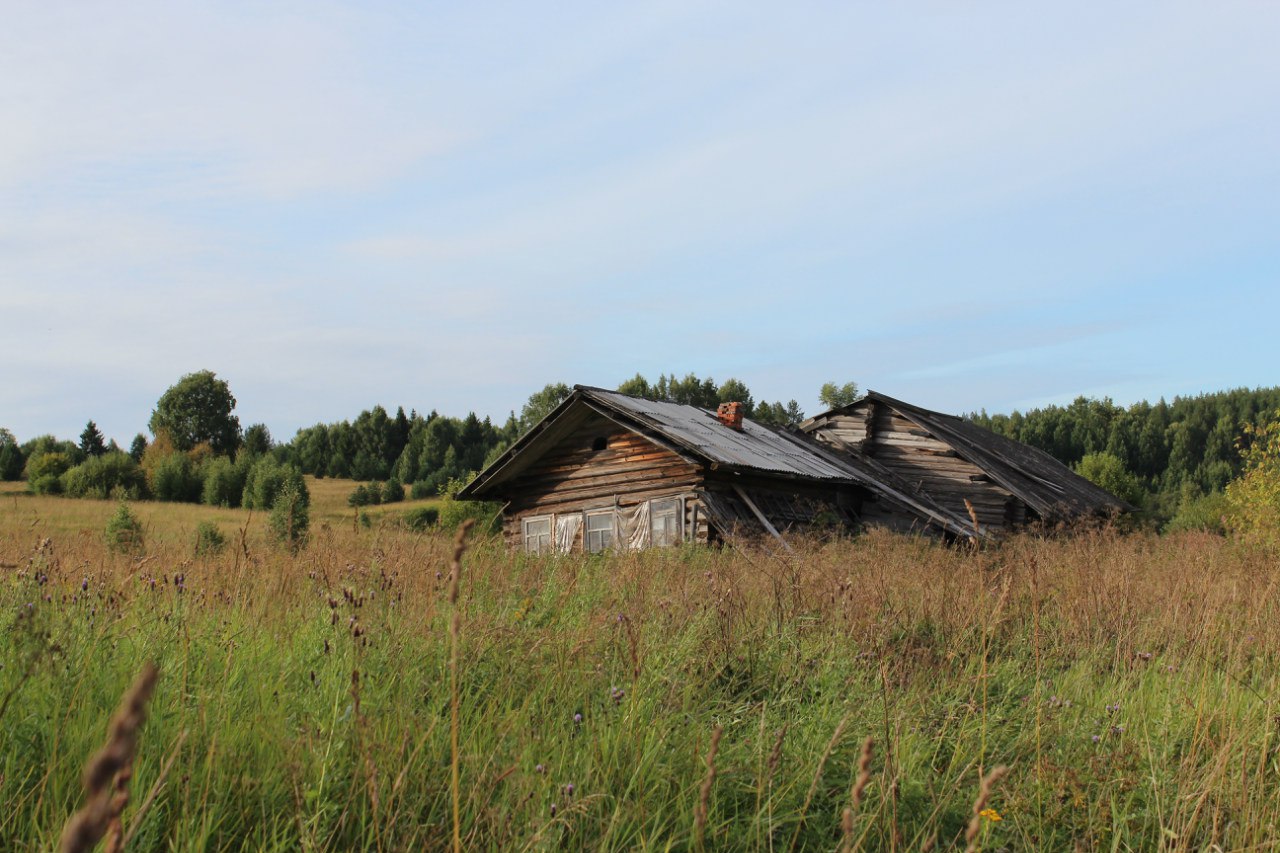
[{"x1": 79, "y1": 421, "x2": 107, "y2": 457}]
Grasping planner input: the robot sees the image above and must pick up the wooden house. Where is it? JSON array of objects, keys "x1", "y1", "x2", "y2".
[
  {"x1": 458, "y1": 386, "x2": 975, "y2": 552},
  {"x1": 800, "y1": 391, "x2": 1130, "y2": 535}
]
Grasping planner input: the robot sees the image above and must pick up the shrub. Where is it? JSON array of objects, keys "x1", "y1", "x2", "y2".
[
  {"x1": 194, "y1": 521, "x2": 227, "y2": 557},
  {"x1": 348, "y1": 484, "x2": 371, "y2": 507},
  {"x1": 386, "y1": 476, "x2": 406, "y2": 503},
  {"x1": 105, "y1": 503, "x2": 144, "y2": 553},
  {"x1": 31, "y1": 474, "x2": 63, "y2": 495},
  {"x1": 435, "y1": 474, "x2": 502, "y2": 534},
  {"x1": 63, "y1": 452, "x2": 146, "y2": 500},
  {"x1": 364, "y1": 484, "x2": 382, "y2": 506},
  {"x1": 1225, "y1": 411, "x2": 1280, "y2": 545},
  {"x1": 242, "y1": 457, "x2": 304, "y2": 510},
  {"x1": 410, "y1": 480, "x2": 435, "y2": 500},
  {"x1": 1075, "y1": 452, "x2": 1144, "y2": 507},
  {"x1": 269, "y1": 481, "x2": 310, "y2": 551},
  {"x1": 383, "y1": 477, "x2": 404, "y2": 504},
  {"x1": 202, "y1": 455, "x2": 249, "y2": 508},
  {"x1": 149, "y1": 453, "x2": 203, "y2": 502},
  {"x1": 25, "y1": 451, "x2": 73, "y2": 491},
  {"x1": 402, "y1": 506, "x2": 439, "y2": 531},
  {"x1": 1165, "y1": 490, "x2": 1230, "y2": 535}
]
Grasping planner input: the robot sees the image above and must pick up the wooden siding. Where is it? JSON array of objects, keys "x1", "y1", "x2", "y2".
[{"x1": 498, "y1": 414, "x2": 703, "y2": 550}]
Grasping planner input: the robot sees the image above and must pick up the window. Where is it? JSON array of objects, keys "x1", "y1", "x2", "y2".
[
  {"x1": 523, "y1": 516, "x2": 552, "y2": 553},
  {"x1": 585, "y1": 510, "x2": 615, "y2": 553},
  {"x1": 650, "y1": 498, "x2": 682, "y2": 546}
]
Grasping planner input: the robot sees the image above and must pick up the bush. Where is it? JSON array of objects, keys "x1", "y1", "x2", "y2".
[
  {"x1": 194, "y1": 521, "x2": 227, "y2": 557},
  {"x1": 31, "y1": 474, "x2": 63, "y2": 495},
  {"x1": 383, "y1": 477, "x2": 404, "y2": 504},
  {"x1": 149, "y1": 453, "x2": 203, "y2": 502},
  {"x1": 402, "y1": 506, "x2": 439, "y2": 531},
  {"x1": 63, "y1": 452, "x2": 146, "y2": 500},
  {"x1": 269, "y1": 481, "x2": 310, "y2": 551},
  {"x1": 202, "y1": 456, "x2": 249, "y2": 508},
  {"x1": 105, "y1": 503, "x2": 144, "y2": 553},
  {"x1": 348, "y1": 484, "x2": 371, "y2": 507},
  {"x1": 1165, "y1": 490, "x2": 1230, "y2": 535},
  {"x1": 25, "y1": 451, "x2": 73, "y2": 491},
  {"x1": 410, "y1": 480, "x2": 435, "y2": 500},
  {"x1": 243, "y1": 457, "x2": 304, "y2": 510},
  {"x1": 1075, "y1": 452, "x2": 1145, "y2": 507},
  {"x1": 435, "y1": 474, "x2": 502, "y2": 534},
  {"x1": 1225, "y1": 411, "x2": 1280, "y2": 545}
]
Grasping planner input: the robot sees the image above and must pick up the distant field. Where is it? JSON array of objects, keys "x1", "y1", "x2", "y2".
[
  {"x1": 2, "y1": 492, "x2": 1279, "y2": 850},
  {"x1": 0, "y1": 476, "x2": 440, "y2": 548}
]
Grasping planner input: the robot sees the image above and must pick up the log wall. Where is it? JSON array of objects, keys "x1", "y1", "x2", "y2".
[{"x1": 500, "y1": 414, "x2": 704, "y2": 550}]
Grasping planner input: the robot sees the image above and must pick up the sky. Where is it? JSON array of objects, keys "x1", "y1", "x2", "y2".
[{"x1": 3, "y1": 2, "x2": 1278, "y2": 445}]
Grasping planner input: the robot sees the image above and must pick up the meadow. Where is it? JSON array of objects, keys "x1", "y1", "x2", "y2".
[{"x1": 3, "y1": 481, "x2": 1279, "y2": 851}]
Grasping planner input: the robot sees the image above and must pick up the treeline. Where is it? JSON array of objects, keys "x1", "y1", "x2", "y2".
[
  {"x1": 14, "y1": 368, "x2": 1280, "y2": 535},
  {"x1": 281, "y1": 407, "x2": 515, "y2": 498},
  {"x1": 969, "y1": 387, "x2": 1280, "y2": 519},
  {"x1": 276, "y1": 372, "x2": 813, "y2": 499}
]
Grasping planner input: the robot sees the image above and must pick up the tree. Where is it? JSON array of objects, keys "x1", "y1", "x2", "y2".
[
  {"x1": 149, "y1": 370, "x2": 241, "y2": 456},
  {"x1": 0, "y1": 429, "x2": 23, "y2": 480},
  {"x1": 128, "y1": 434, "x2": 148, "y2": 464},
  {"x1": 1074, "y1": 452, "x2": 1143, "y2": 507},
  {"x1": 818, "y1": 381, "x2": 861, "y2": 411},
  {"x1": 242, "y1": 423, "x2": 273, "y2": 457},
  {"x1": 520, "y1": 383, "x2": 572, "y2": 431},
  {"x1": 269, "y1": 479, "x2": 310, "y2": 551},
  {"x1": 1225, "y1": 411, "x2": 1280, "y2": 546},
  {"x1": 79, "y1": 421, "x2": 107, "y2": 457}
]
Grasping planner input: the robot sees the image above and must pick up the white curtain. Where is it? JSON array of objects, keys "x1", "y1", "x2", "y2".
[
  {"x1": 554, "y1": 514, "x2": 582, "y2": 553},
  {"x1": 624, "y1": 502, "x2": 651, "y2": 551}
]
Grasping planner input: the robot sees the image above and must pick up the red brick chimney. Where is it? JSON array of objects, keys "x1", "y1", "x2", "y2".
[{"x1": 716, "y1": 402, "x2": 744, "y2": 430}]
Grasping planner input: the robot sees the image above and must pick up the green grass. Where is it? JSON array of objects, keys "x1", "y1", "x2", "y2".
[{"x1": 2, "y1": 505, "x2": 1280, "y2": 850}]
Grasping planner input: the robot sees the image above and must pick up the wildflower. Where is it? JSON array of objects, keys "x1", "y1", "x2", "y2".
[
  {"x1": 1091, "y1": 734, "x2": 1101, "y2": 743},
  {"x1": 979, "y1": 808, "x2": 1002, "y2": 822},
  {"x1": 1106, "y1": 703, "x2": 1120, "y2": 714},
  {"x1": 550, "y1": 803, "x2": 557, "y2": 816},
  {"x1": 535, "y1": 764, "x2": 545, "y2": 774},
  {"x1": 564, "y1": 783, "x2": 575, "y2": 796},
  {"x1": 573, "y1": 712, "x2": 583, "y2": 724},
  {"x1": 81, "y1": 578, "x2": 89, "y2": 591}
]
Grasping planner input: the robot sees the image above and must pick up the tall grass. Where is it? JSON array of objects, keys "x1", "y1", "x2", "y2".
[{"x1": 3, "y1": 495, "x2": 1280, "y2": 850}]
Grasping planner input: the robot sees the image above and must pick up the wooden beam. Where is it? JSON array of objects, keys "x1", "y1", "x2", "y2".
[{"x1": 732, "y1": 485, "x2": 795, "y2": 554}]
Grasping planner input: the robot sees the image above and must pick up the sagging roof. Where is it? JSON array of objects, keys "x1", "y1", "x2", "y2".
[
  {"x1": 807, "y1": 391, "x2": 1132, "y2": 522},
  {"x1": 459, "y1": 385, "x2": 979, "y2": 539}
]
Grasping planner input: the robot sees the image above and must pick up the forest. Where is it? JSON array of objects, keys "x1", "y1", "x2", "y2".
[{"x1": 4, "y1": 370, "x2": 1280, "y2": 533}]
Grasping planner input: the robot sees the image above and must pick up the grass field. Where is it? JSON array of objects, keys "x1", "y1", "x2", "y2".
[{"x1": 3, "y1": 487, "x2": 1280, "y2": 850}]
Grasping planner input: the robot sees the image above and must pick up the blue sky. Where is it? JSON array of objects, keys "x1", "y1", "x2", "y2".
[{"x1": 3, "y1": 2, "x2": 1278, "y2": 445}]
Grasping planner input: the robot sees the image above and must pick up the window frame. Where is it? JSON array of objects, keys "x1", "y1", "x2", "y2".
[
  {"x1": 584, "y1": 509, "x2": 616, "y2": 553},
  {"x1": 522, "y1": 515, "x2": 553, "y2": 554},
  {"x1": 649, "y1": 497, "x2": 684, "y2": 547}
]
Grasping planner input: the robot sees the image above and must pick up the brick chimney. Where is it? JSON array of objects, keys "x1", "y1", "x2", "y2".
[{"x1": 716, "y1": 402, "x2": 744, "y2": 430}]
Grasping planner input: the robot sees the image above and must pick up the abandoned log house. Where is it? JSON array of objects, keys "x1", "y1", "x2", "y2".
[
  {"x1": 799, "y1": 391, "x2": 1131, "y2": 535},
  {"x1": 457, "y1": 386, "x2": 978, "y2": 552}
]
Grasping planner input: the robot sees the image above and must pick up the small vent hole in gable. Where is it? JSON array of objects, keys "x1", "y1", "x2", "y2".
[{"x1": 591, "y1": 436, "x2": 608, "y2": 451}]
